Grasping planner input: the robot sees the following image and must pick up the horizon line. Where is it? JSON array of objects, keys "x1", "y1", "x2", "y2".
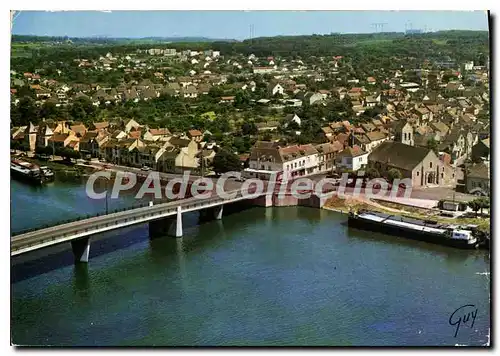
[{"x1": 11, "y1": 28, "x2": 490, "y2": 42}]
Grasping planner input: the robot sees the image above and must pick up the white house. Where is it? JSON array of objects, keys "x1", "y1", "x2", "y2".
[
  {"x1": 284, "y1": 114, "x2": 302, "y2": 127},
  {"x1": 364, "y1": 96, "x2": 378, "y2": 107},
  {"x1": 464, "y1": 61, "x2": 474, "y2": 71},
  {"x1": 335, "y1": 145, "x2": 369, "y2": 172},
  {"x1": 253, "y1": 67, "x2": 274, "y2": 74},
  {"x1": 400, "y1": 82, "x2": 420, "y2": 92},
  {"x1": 244, "y1": 141, "x2": 319, "y2": 180},
  {"x1": 285, "y1": 99, "x2": 302, "y2": 107},
  {"x1": 269, "y1": 83, "x2": 285, "y2": 96}
]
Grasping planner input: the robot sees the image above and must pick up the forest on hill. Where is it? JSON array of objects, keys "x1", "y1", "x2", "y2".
[{"x1": 11, "y1": 30, "x2": 489, "y2": 70}]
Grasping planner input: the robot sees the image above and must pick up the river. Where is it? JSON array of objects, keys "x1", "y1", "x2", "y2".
[{"x1": 11, "y1": 179, "x2": 490, "y2": 346}]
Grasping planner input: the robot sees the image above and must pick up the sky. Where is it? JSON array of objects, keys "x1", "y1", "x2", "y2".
[{"x1": 11, "y1": 11, "x2": 489, "y2": 40}]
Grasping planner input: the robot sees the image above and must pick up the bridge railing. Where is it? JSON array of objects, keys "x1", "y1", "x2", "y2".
[
  {"x1": 11, "y1": 188, "x2": 248, "y2": 236},
  {"x1": 11, "y1": 205, "x2": 181, "y2": 253},
  {"x1": 11, "y1": 189, "x2": 254, "y2": 252},
  {"x1": 10, "y1": 202, "x2": 155, "y2": 237}
]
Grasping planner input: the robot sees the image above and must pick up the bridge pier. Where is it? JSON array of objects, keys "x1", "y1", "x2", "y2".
[
  {"x1": 71, "y1": 237, "x2": 91, "y2": 263},
  {"x1": 214, "y1": 205, "x2": 223, "y2": 220},
  {"x1": 174, "y1": 206, "x2": 183, "y2": 237},
  {"x1": 199, "y1": 205, "x2": 223, "y2": 222},
  {"x1": 252, "y1": 193, "x2": 273, "y2": 207},
  {"x1": 149, "y1": 206, "x2": 183, "y2": 239}
]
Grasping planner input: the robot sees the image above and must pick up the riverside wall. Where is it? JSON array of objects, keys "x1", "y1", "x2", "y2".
[{"x1": 252, "y1": 192, "x2": 327, "y2": 209}]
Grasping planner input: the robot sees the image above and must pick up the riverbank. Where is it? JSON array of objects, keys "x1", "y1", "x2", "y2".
[
  {"x1": 15, "y1": 155, "x2": 97, "y2": 182},
  {"x1": 322, "y1": 195, "x2": 490, "y2": 234}
]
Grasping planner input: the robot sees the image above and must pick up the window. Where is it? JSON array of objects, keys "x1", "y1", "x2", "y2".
[
  {"x1": 408, "y1": 133, "x2": 412, "y2": 141},
  {"x1": 359, "y1": 157, "x2": 362, "y2": 162},
  {"x1": 430, "y1": 162, "x2": 433, "y2": 168},
  {"x1": 404, "y1": 132, "x2": 407, "y2": 141},
  {"x1": 261, "y1": 165, "x2": 265, "y2": 170},
  {"x1": 286, "y1": 164, "x2": 289, "y2": 170},
  {"x1": 295, "y1": 162, "x2": 297, "y2": 168},
  {"x1": 441, "y1": 173, "x2": 444, "y2": 178},
  {"x1": 417, "y1": 171, "x2": 420, "y2": 176}
]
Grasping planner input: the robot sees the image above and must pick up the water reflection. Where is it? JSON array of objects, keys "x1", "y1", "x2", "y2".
[
  {"x1": 12, "y1": 206, "x2": 491, "y2": 346},
  {"x1": 346, "y1": 226, "x2": 478, "y2": 262},
  {"x1": 264, "y1": 207, "x2": 274, "y2": 225},
  {"x1": 72, "y1": 263, "x2": 90, "y2": 304},
  {"x1": 176, "y1": 238, "x2": 188, "y2": 293}
]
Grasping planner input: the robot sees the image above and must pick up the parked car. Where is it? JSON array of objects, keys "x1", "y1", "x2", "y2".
[{"x1": 141, "y1": 166, "x2": 152, "y2": 171}]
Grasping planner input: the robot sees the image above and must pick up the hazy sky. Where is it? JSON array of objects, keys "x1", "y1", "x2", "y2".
[{"x1": 11, "y1": 10, "x2": 489, "y2": 39}]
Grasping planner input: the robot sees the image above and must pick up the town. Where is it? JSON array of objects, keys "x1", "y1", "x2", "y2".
[
  {"x1": 9, "y1": 11, "x2": 491, "y2": 348},
  {"x1": 10, "y1": 32, "x2": 490, "y2": 202}
]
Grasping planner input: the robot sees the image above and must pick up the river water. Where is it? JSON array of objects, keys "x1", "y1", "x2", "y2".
[{"x1": 11, "y1": 179, "x2": 490, "y2": 346}]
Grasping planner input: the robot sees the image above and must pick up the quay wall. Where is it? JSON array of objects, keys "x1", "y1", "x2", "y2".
[{"x1": 252, "y1": 192, "x2": 327, "y2": 209}]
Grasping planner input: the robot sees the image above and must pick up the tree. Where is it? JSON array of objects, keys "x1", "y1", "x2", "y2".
[
  {"x1": 427, "y1": 137, "x2": 439, "y2": 154},
  {"x1": 212, "y1": 149, "x2": 241, "y2": 174},
  {"x1": 365, "y1": 167, "x2": 380, "y2": 179},
  {"x1": 56, "y1": 147, "x2": 81, "y2": 161},
  {"x1": 469, "y1": 197, "x2": 490, "y2": 217},
  {"x1": 208, "y1": 86, "x2": 224, "y2": 99},
  {"x1": 287, "y1": 120, "x2": 300, "y2": 131},
  {"x1": 235, "y1": 91, "x2": 250, "y2": 109},
  {"x1": 39, "y1": 101, "x2": 61, "y2": 120},
  {"x1": 241, "y1": 122, "x2": 258, "y2": 136},
  {"x1": 35, "y1": 145, "x2": 52, "y2": 156},
  {"x1": 232, "y1": 137, "x2": 246, "y2": 154},
  {"x1": 387, "y1": 168, "x2": 402, "y2": 182},
  {"x1": 10, "y1": 140, "x2": 21, "y2": 151},
  {"x1": 17, "y1": 141, "x2": 30, "y2": 152},
  {"x1": 13, "y1": 97, "x2": 38, "y2": 126},
  {"x1": 70, "y1": 96, "x2": 96, "y2": 122},
  {"x1": 467, "y1": 199, "x2": 482, "y2": 217}
]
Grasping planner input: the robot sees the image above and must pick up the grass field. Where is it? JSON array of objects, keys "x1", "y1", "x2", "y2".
[{"x1": 432, "y1": 39, "x2": 448, "y2": 45}]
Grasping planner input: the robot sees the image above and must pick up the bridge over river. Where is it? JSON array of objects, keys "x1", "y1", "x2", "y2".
[
  {"x1": 11, "y1": 170, "x2": 340, "y2": 264},
  {"x1": 11, "y1": 188, "x2": 268, "y2": 263}
]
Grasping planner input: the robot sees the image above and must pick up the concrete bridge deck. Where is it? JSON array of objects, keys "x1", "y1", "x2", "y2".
[{"x1": 11, "y1": 189, "x2": 260, "y2": 259}]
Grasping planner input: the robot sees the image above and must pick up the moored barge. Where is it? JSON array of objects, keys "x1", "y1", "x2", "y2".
[
  {"x1": 348, "y1": 209, "x2": 485, "y2": 249},
  {"x1": 11, "y1": 159, "x2": 44, "y2": 185},
  {"x1": 40, "y1": 166, "x2": 55, "y2": 181}
]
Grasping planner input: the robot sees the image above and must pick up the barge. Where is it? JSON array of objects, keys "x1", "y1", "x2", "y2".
[
  {"x1": 11, "y1": 159, "x2": 44, "y2": 185},
  {"x1": 40, "y1": 166, "x2": 55, "y2": 181},
  {"x1": 348, "y1": 209, "x2": 486, "y2": 249}
]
